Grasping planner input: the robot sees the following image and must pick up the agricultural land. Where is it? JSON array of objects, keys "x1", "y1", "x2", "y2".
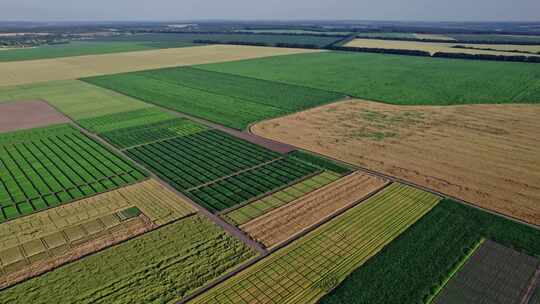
[
  {"x1": 0, "y1": 45, "x2": 319, "y2": 86},
  {"x1": 252, "y1": 99, "x2": 540, "y2": 225}
]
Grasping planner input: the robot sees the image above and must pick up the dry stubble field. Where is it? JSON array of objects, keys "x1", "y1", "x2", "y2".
[
  {"x1": 0, "y1": 45, "x2": 320, "y2": 87},
  {"x1": 252, "y1": 99, "x2": 540, "y2": 226}
]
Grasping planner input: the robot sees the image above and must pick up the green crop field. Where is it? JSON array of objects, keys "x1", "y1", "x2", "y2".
[
  {"x1": 319, "y1": 199, "x2": 540, "y2": 304},
  {"x1": 288, "y1": 150, "x2": 353, "y2": 175},
  {"x1": 191, "y1": 183, "x2": 440, "y2": 304},
  {"x1": 0, "y1": 41, "x2": 198, "y2": 62},
  {"x1": 101, "y1": 118, "x2": 209, "y2": 149},
  {"x1": 77, "y1": 108, "x2": 177, "y2": 134},
  {"x1": 197, "y1": 51, "x2": 540, "y2": 105},
  {"x1": 82, "y1": 67, "x2": 344, "y2": 129},
  {"x1": 223, "y1": 170, "x2": 342, "y2": 226},
  {"x1": 0, "y1": 124, "x2": 145, "y2": 222},
  {"x1": 0, "y1": 215, "x2": 256, "y2": 304},
  {"x1": 0, "y1": 80, "x2": 152, "y2": 120},
  {"x1": 122, "y1": 129, "x2": 320, "y2": 212}
]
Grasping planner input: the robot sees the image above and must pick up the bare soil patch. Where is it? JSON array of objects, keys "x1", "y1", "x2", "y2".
[
  {"x1": 0, "y1": 100, "x2": 70, "y2": 133},
  {"x1": 252, "y1": 99, "x2": 540, "y2": 226},
  {"x1": 240, "y1": 171, "x2": 388, "y2": 248}
]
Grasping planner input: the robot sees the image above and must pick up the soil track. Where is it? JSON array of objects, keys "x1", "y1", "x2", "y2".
[
  {"x1": 252, "y1": 99, "x2": 540, "y2": 226},
  {"x1": 0, "y1": 100, "x2": 70, "y2": 133},
  {"x1": 241, "y1": 171, "x2": 388, "y2": 248}
]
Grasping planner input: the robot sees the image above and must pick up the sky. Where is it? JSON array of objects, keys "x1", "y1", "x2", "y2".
[{"x1": 1, "y1": 0, "x2": 539, "y2": 22}]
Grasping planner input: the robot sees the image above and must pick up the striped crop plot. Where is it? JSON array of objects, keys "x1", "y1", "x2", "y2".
[
  {"x1": 0, "y1": 215, "x2": 256, "y2": 303},
  {"x1": 0, "y1": 178, "x2": 196, "y2": 288},
  {"x1": 190, "y1": 184, "x2": 440, "y2": 304},
  {"x1": 0, "y1": 124, "x2": 146, "y2": 222},
  {"x1": 77, "y1": 107, "x2": 177, "y2": 134},
  {"x1": 241, "y1": 172, "x2": 389, "y2": 248},
  {"x1": 100, "y1": 118, "x2": 209, "y2": 149},
  {"x1": 223, "y1": 171, "x2": 342, "y2": 226},
  {"x1": 83, "y1": 66, "x2": 344, "y2": 130},
  {"x1": 125, "y1": 129, "x2": 320, "y2": 213}
]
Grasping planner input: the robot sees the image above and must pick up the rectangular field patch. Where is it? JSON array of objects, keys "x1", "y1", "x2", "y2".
[
  {"x1": 0, "y1": 124, "x2": 146, "y2": 222},
  {"x1": 0, "y1": 100, "x2": 70, "y2": 133},
  {"x1": 190, "y1": 183, "x2": 440, "y2": 304},
  {"x1": 435, "y1": 240, "x2": 540, "y2": 304}
]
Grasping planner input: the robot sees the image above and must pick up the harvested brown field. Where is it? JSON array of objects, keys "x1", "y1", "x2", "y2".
[
  {"x1": 0, "y1": 45, "x2": 320, "y2": 87},
  {"x1": 344, "y1": 38, "x2": 540, "y2": 56},
  {"x1": 252, "y1": 99, "x2": 540, "y2": 225},
  {"x1": 240, "y1": 171, "x2": 388, "y2": 248},
  {"x1": 0, "y1": 100, "x2": 70, "y2": 133}
]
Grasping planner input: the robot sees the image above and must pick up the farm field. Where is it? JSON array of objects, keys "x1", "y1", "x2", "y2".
[
  {"x1": 223, "y1": 171, "x2": 342, "y2": 226},
  {"x1": 319, "y1": 199, "x2": 540, "y2": 304},
  {"x1": 435, "y1": 240, "x2": 539, "y2": 304},
  {"x1": 0, "y1": 44, "x2": 320, "y2": 86},
  {"x1": 355, "y1": 32, "x2": 417, "y2": 39},
  {"x1": 413, "y1": 34, "x2": 456, "y2": 41},
  {"x1": 241, "y1": 172, "x2": 389, "y2": 248},
  {"x1": 252, "y1": 99, "x2": 540, "y2": 225},
  {"x1": 344, "y1": 38, "x2": 540, "y2": 56},
  {"x1": 83, "y1": 66, "x2": 344, "y2": 129},
  {"x1": 0, "y1": 100, "x2": 70, "y2": 133},
  {"x1": 198, "y1": 51, "x2": 540, "y2": 105},
  {"x1": 101, "y1": 118, "x2": 209, "y2": 149},
  {"x1": 124, "y1": 128, "x2": 320, "y2": 212},
  {"x1": 190, "y1": 183, "x2": 440, "y2": 304},
  {"x1": 0, "y1": 41, "x2": 198, "y2": 62},
  {"x1": 0, "y1": 179, "x2": 196, "y2": 288},
  {"x1": 0, "y1": 215, "x2": 256, "y2": 303},
  {"x1": 448, "y1": 34, "x2": 540, "y2": 43},
  {"x1": 0, "y1": 80, "x2": 153, "y2": 120},
  {"x1": 0, "y1": 124, "x2": 146, "y2": 222}
]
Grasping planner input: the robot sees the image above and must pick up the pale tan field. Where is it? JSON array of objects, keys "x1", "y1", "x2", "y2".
[
  {"x1": 345, "y1": 38, "x2": 540, "y2": 56},
  {"x1": 241, "y1": 172, "x2": 388, "y2": 248},
  {"x1": 252, "y1": 99, "x2": 540, "y2": 226},
  {"x1": 0, "y1": 45, "x2": 320, "y2": 87}
]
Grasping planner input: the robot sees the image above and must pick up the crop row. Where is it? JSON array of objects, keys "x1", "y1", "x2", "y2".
[
  {"x1": 101, "y1": 118, "x2": 208, "y2": 149},
  {"x1": 126, "y1": 129, "x2": 281, "y2": 190},
  {"x1": 223, "y1": 171, "x2": 342, "y2": 226},
  {"x1": 83, "y1": 67, "x2": 343, "y2": 129},
  {"x1": 0, "y1": 125, "x2": 145, "y2": 222},
  {"x1": 187, "y1": 157, "x2": 321, "y2": 213},
  {"x1": 77, "y1": 107, "x2": 176, "y2": 134},
  {"x1": 191, "y1": 183, "x2": 440, "y2": 304}
]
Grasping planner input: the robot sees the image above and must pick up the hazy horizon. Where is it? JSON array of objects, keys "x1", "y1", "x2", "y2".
[{"x1": 1, "y1": 0, "x2": 539, "y2": 22}]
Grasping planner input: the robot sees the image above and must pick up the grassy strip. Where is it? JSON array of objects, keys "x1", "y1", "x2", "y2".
[
  {"x1": 426, "y1": 238, "x2": 485, "y2": 304},
  {"x1": 197, "y1": 51, "x2": 540, "y2": 105},
  {"x1": 0, "y1": 215, "x2": 256, "y2": 303},
  {"x1": 77, "y1": 108, "x2": 177, "y2": 134},
  {"x1": 319, "y1": 199, "x2": 540, "y2": 304}
]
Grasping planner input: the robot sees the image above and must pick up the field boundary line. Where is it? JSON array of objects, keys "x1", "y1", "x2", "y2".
[
  {"x1": 176, "y1": 181, "x2": 393, "y2": 304},
  {"x1": 521, "y1": 266, "x2": 540, "y2": 304},
  {"x1": 184, "y1": 157, "x2": 284, "y2": 192},
  {"x1": 426, "y1": 237, "x2": 485, "y2": 304}
]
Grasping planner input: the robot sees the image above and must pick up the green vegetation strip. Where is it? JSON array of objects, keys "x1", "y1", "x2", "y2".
[
  {"x1": 191, "y1": 184, "x2": 440, "y2": 304},
  {"x1": 77, "y1": 108, "x2": 177, "y2": 134},
  {"x1": 0, "y1": 41, "x2": 197, "y2": 62},
  {"x1": 288, "y1": 150, "x2": 353, "y2": 175},
  {"x1": 319, "y1": 199, "x2": 540, "y2": 304},
  {"x1": 101, "y1": 118, "x2": 209, "y2": 149},
  {"x1": 0, "y1": 215, "x2": 256, "y2": 303},
  {"x1": 0, "y1": 124, "x2": 145, "y2": 222},
  {"x1": 0, "y1": 80, "x2": 151, "y2": 120},
  {"x1": 198, "y1": 51, "x2": 540, "y2": 105},
  {"x1": 82, "y1": 67, "x2": 344, "y2": 130},
  {"x1": 223, "y1": 170, "x2": 341, "y2": 226}
]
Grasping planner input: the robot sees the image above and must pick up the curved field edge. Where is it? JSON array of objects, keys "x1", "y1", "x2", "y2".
[
  {"x1": 195, "y1": 51, "x2": 540, "y2": 105},
  {"x1": 189, "y1": 184, "x2": 440, "y2": 304},
  {"x1": 0, "y1": 215, "x2": 256, "y2": 304},
  {"x1": 318, "y1": 199, "x2": 540, "y2": 304}
]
